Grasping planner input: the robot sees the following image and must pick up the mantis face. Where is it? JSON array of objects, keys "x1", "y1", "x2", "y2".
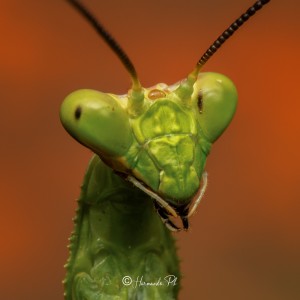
[
  {"x1": 60, "y1": 72, "x2": 237, "y2": 229},
  {"x1": 61, "y1": 0, "x2": 269, "y2": 230}
]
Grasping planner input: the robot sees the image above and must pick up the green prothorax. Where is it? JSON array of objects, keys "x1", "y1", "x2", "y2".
[{"x1": 63, "y1": 155, "x2": 180, "y2": 300}]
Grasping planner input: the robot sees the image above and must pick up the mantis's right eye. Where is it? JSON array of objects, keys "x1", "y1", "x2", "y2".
[
  {"x1": 75, "y1": 106, "x2": 82, "y2": 120},
  {"x1": 60, "y1": 89, "x2": 133, "y2": 157}
]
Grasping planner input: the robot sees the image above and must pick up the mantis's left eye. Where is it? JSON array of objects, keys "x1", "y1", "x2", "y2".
[
  {"x1": 197, "y1": 91, "x2": 203, "y2": 112},
  {"x1": 75, "y1": 106, "x2": 82, "y2": 120},
  {"x1": 195, "y1": 73, "x2": 237, "y2": 143}
]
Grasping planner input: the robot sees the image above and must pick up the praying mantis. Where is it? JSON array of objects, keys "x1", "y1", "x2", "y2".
[{"x1": 60, "y1": 0, "x2": 271, "y2": 299}]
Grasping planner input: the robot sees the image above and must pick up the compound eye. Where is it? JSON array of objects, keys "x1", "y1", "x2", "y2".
[
  {"x1": 195, "y1": 73, "x2": 237, "y2": 143},
  {"x1": 75, "y1": 106, "x2": 82, "y2": 120}
]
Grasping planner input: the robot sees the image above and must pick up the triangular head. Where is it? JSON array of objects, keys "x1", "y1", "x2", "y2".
[{"x1": 61, "y1": 0, "x2": 270, "y2": 230}]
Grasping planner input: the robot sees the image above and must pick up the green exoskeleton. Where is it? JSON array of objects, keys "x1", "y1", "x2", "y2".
[{"x1": 60, "y1": 0, "x2": 271, "y2": 299}]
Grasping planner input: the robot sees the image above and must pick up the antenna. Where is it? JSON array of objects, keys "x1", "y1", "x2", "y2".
[
  {"x1": 193, "y1": 0, "x2": 271, "y2": 75},
  {"x1": 65, "y1": 0, "x2": 142, "y2": 91}
]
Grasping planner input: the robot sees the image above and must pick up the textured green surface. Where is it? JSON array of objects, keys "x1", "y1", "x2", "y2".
[
  {"x1": 60, "y1": 72, "x2": 237, "y2": 205},
  {"x1": 64, "y1": 155, "x2": 180, "y2": 300}
]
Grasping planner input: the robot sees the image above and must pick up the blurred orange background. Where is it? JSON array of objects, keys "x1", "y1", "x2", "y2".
[{"x1": 0, "y1": 0, "x2": 299, "y2": 299}]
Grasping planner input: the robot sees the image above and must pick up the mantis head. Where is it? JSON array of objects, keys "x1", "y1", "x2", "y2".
[{"x1": 60, "y1": 0, "x2": 270, "y2": 231}]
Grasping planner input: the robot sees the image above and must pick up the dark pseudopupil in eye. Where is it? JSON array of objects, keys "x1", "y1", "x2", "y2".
[
  {"x1": 197, "y1": 91, "x2": 203, "y2": 112},
  {"x1": 75, "y1": 106, "x2": 82, "y2": 120}
]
